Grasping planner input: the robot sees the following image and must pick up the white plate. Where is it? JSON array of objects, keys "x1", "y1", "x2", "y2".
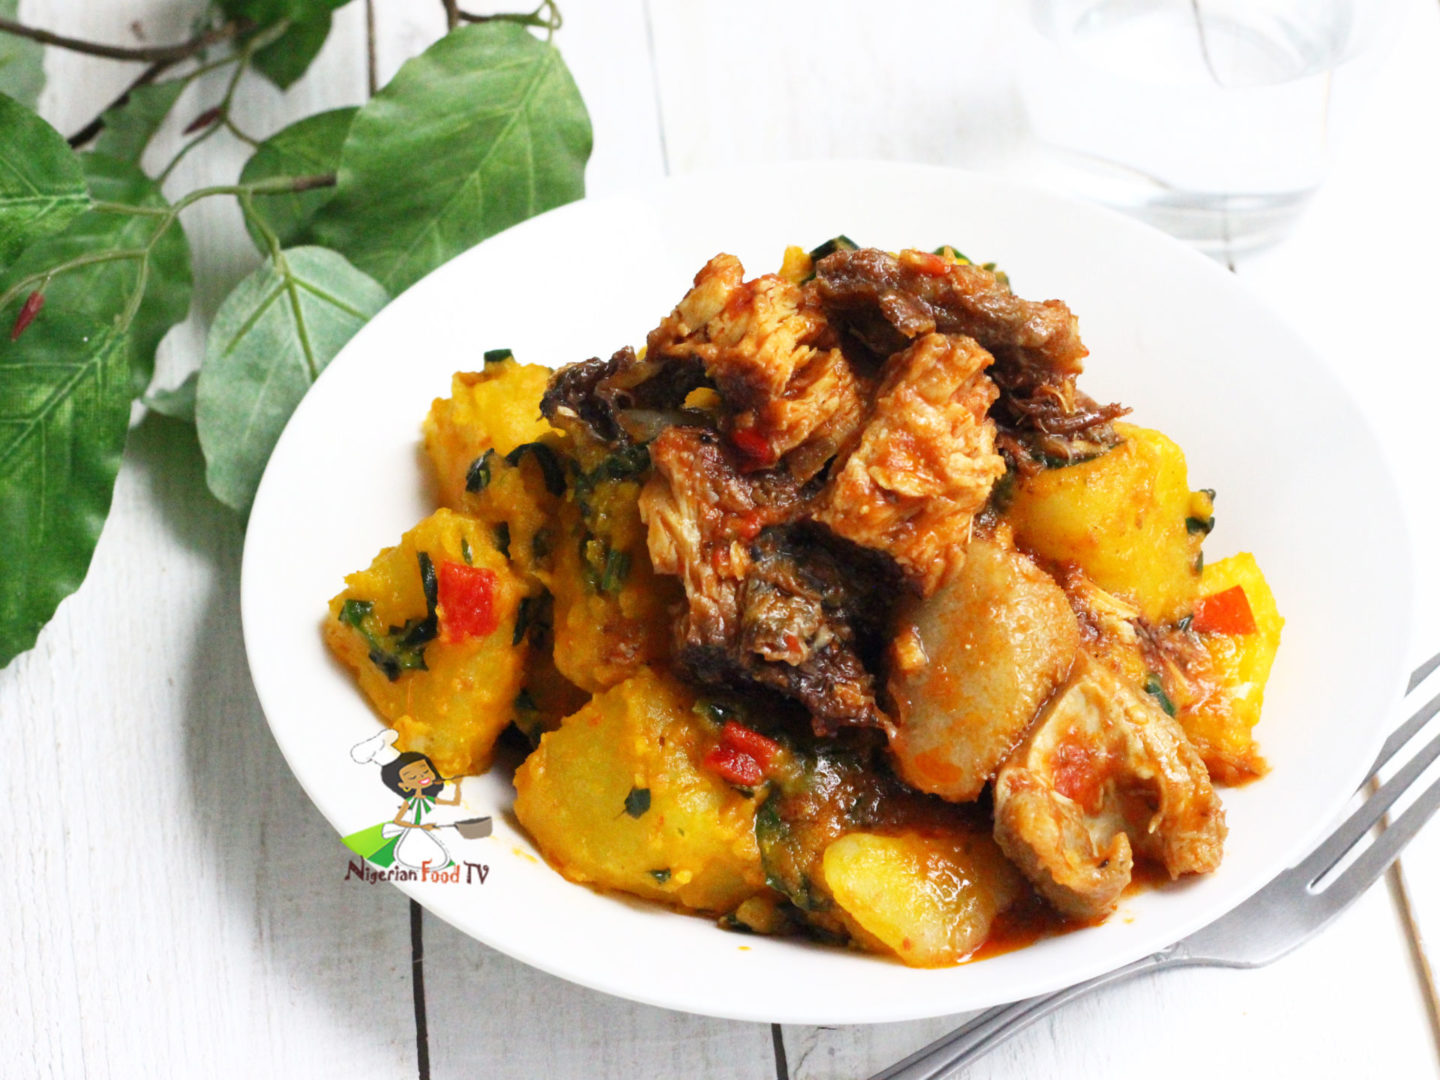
[{"x1": 242, "y1": 161, "x2": 1411, "y2": 1025}]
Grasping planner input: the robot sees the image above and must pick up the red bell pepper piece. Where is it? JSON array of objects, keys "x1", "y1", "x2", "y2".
[
  {"x1": 730, "y1": 427, "x2": 776, "y2": 471},
  {"x1": 437, "y1": 560, "x2": 498, "y2": 641},
  {"x1": 703, "y1": 744, "x2": 764, "y2": 788},
  {"x1": 719, "y1": 720, "x2": 781, "y2": 770},
  {"x1": 1192, "y1": 585, "x2": 1257, "y2": 636}
]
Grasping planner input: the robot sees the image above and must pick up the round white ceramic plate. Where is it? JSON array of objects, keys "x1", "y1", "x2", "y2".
[{"x1": 242, "y1": 161, "x2": 1412, "y2": 1025}]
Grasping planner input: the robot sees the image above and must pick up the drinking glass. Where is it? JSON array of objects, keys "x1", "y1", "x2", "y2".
[{"x1": 1015, "y1": 0, "x2": 1402, "y2": 254}]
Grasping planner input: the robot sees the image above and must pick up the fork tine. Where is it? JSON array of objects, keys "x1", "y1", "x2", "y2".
[
  {"x1": 1318, "y1": 769, "x2": 1440, "y2": 915},
  {"x1": 1299, "y1": 720, "x2": 1440, "y2": 886},
  {"x1": 1408, "y1": 650, "x2": 1440, "y2": 694},
  {"x1": 1370, "y1": 687, "x2": 1440, "y2": 778}
]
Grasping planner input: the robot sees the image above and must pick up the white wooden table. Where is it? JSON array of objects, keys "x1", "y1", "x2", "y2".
[{"x1": 6, "y1": 1, "x2": 1440, "y2": 1076}]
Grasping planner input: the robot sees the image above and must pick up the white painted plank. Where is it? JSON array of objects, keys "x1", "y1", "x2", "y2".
[
  {"x1": 647, "y1": 0, "x2": 1019, "y2": 177},
  {"x1": 422, "y1": 911, "x2": 775, "y2": 1079},
  {"x1": 788, "y1": 850, "x2": 1440, "y2": 1079},
  {"x1": 4, "y1": 3, "x2": 417, "y2": 1078},
  {"x1": 0, "y1": 416, "x2": 418, "y2": 1079}
]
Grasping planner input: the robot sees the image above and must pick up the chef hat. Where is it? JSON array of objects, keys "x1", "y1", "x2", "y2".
[{"x1": 351, "y1": 728, "x2": 401, "y2": 766}]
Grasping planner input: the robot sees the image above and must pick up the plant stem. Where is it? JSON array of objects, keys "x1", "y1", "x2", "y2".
[
  {"x1": 442, "y1": 0, "x2": 461, "y2": 31},
  {"x1": 155, "y1": 28, "x2": 268, "y2": 186},
  {"x1": 69, "y1": 58, "x2": 175, "y2": 149},
  {"x1": 0, "y1": 175, "x2": 336, "y2": 316},
  {"x1": 0, "y1": 16, "x2": 247, "y2": 64},
  {"x1": 458, "y1": 1, "x2": 563, "y2": 32},
  {"x1": 365, "y1": 0, "x2": 378, "y2": 96},
  {"x1": 224, "y1": 117, "x2": 261, "y2": 147},
  {"x1": 68, "y1": 21, "x2": 278, "y2": 151}
]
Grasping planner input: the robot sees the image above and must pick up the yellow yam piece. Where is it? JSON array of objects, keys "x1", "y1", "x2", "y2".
[
  {"x1": 513, "y1": 667, "x2": 769, "y2": 913},
  {"x1": 822, "y1": 830, "x2": 1023, "y2": 967},
  {"x1": 1176, "y1": 552, "x2": 1283, "y2": 784},
  {"x1": 324, "y1": 509, "x2": 526, "y2": 777},
  {"x1": 1006, "y1": 423, "x2": 1208, "y2": 625},
  {"x1": 777, "y1": 245, "x2": 812, "y2": 285},
  {"x1": 423, "y1": 358, "x2": 558, "y2": 510},
  {"x1": 549, "y1": 472, "x2": 678, "y2": 693}
]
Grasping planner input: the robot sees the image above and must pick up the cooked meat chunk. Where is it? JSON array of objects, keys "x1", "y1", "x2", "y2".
[
  {"x1": 813, "y1": 332, "x2": 1005, "y2": 594},
  {"x1": 814, "y1": 247, "x2": 1088, "y2": 374},
  {"x1": 640, "y1": 427, "x2": 894, "y2": 730},
  {"x1": 649, "y1": 253, "x2": 868, "y2": 477},
  {"x1": 993, "y1": 655, "x2": 1226, "y2": 920},
  {"x1": 887, "y1": 530, "x2": 1079, "y2": 802},
  {"x1": 813, "y1": 247, "x2": 1125, "y2": 472},
  {"x1": 540, "y1": 345, "x2": 710, "y2": 447}
]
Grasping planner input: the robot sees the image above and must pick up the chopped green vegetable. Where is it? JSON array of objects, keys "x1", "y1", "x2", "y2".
[
  {"x1": 599, "y1": 548, "x2": 630, "y2": 594},
  {"x1": 505, "y1": 441, "x2": 566, "y2": 495},
  {"x1": 460, "y1": 536, "x2": 473, "y2": 565},
  {"x1": 336, "y1": 552, "x2": 439, "y2": 681},
  {"x1": 1143, "y1": 673, "x2": 1177, "y2": 717},
  {"x1": 648, "y1": 868, "x2": 671, "y2": 884},
  {"x1": 465, "y1": 448, "x2": 495, "y2": 494},
  {"x1": 513, "y1": 688, "x2": 543, "y2": 746},
  {"x1": 808, "y1": 235, "x2": 858, "y2": 261},
  {"x1": 512, "y1": 591, "x2": 553, "y2": 647},
  {"x1": 493, "y1": 521, "x2": 511, "y2": 558},
  {"x1": 1186, "y1": 515, "x2": 1215, "y2": 535},
  {"x1": 483, "y1": 347, "x2": 514, "y2": 365},
  {"x1": 623, "y1": 787, "x2": 651, "y2": 819}
]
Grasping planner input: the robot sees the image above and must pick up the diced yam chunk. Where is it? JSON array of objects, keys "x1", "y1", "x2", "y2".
[
  {"x1": 423, "y1": 358, "x2": 558, "y2": 511},
  {"x1": 1174, "y1": 553, "x2": 1283, "y2": 784},
  {"x1": 887, "y1": 531, "x2": 1080, "y2": 801},
  {"x1": 821, "y1": 829, "x2": 1023, "y2": 967},
  {"x1": 324, "y1": 509, "x2": 526, "y2": 777},
  {"x1": 513, "y1": 668, "x2": 769, "y2": 913},
  {"x1": 1005, "y1": 423, "x2": 1207, "y2": 624}
]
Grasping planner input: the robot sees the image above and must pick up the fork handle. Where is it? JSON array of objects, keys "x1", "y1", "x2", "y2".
[{"x1": 867, "y1": 948, "x2": 1184, "y2": 1080}]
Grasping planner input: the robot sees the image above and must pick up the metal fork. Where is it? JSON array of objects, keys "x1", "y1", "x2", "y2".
[{"x1": 871, "y1": 652, "x2": 1440, "y2": 1080}]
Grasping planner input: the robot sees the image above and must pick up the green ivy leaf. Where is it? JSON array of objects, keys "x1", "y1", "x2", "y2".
[
  {"x1": 3, "y1": 154, "x2": 193, "y2": 393},
  {"x1": 196, "y1": 246, "x2": 387, "y2": 511},
  {"x1": 91, "y1": 79, "x2": 188, "y2": 166},
  {"x1": 144, "y1": 370, "x2": 198, "y2": 422},
  {"x1": 313, "y1": 23, "x2": 592, "y2": 294},
  {"x1": 252, "y1": 11, "x2": 333, "y2": 90},
  {"x1": 0, "y1": 95, "x2": 90, "y2": 269},
  {"x1": 0, "y1": 310, "x2": 132, "y2": 668},
  {"x1": 238, "y1": 107, "x2": 354, "y2": 249},
  {"x1": 0, "y1": 0, "x2": 44, "y2": 109}
]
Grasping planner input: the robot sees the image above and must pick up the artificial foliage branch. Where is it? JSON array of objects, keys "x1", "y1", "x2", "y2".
[{"x1": 0, "y1": 0, "x2": 590, "y2": 669}]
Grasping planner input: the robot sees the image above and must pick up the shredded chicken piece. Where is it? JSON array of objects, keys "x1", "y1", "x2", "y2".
[
  {"x1": 648, "y1": 254, "x2": 868, "y2": 477},
  {"x1": 992, "y1": 655, "x2": 1226, "y2": 920},
  {"x1": 814, "y1": 332, "x2": 1005, "y2": 594}
]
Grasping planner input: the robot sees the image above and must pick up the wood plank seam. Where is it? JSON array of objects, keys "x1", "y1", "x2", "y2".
[
  {"x1": 638, "y1": 0, "x2": 670, "y2": 177},
  {"x1": 771, "y1": 1022, "x2": 790, "y2": 1080},
  {"x1": 1385, "y1": 861, "x2": 1440, "y2": 1065},
  {"x1": 412, "y1": 899, "x2": 431, "y2": 1080}
]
